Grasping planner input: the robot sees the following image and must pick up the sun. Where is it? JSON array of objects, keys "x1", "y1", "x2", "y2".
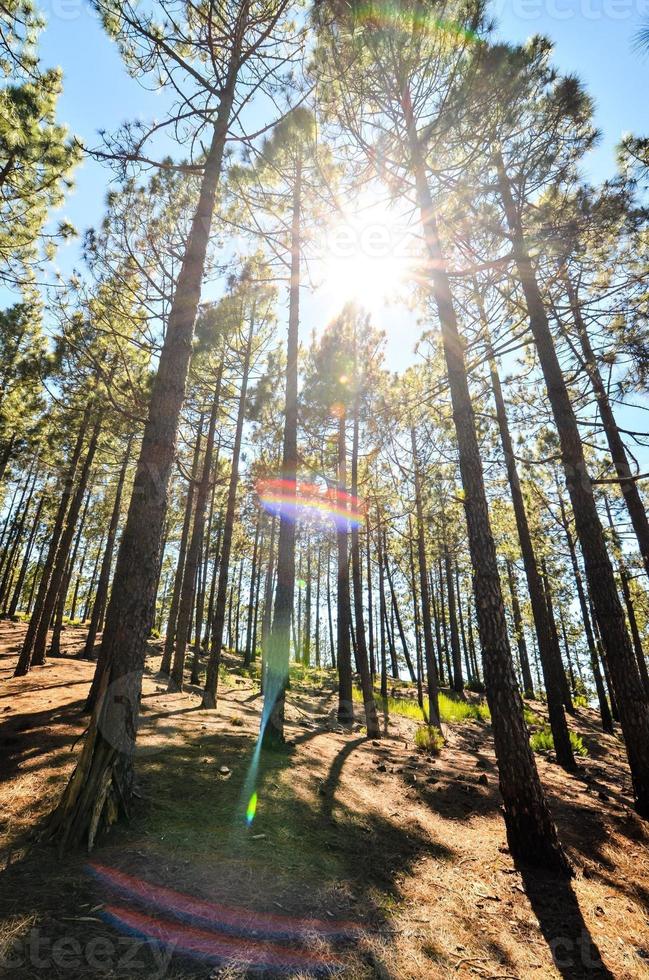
[{"x1": 315, "y1": 196, "x2": 417, "y2": 313}]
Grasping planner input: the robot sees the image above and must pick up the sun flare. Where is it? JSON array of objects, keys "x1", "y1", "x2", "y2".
[{"x1": 315, "y1": 197, "x2": 417, "y2": 312}]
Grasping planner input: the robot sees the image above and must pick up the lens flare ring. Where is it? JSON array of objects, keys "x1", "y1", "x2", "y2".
[{"x1": 257, "y1": 478, "x2": 365, "y2": 531}]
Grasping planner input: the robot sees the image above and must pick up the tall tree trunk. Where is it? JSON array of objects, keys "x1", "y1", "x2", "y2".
[
  {"x1": 8, "y1": 492, "x2": 44, "y2": 617},
  {"x1": 234, "y1": 558, "x2": 244, "y2": 654},
  {"x1": 540, "y1": 559, "x2": 575, "y2": 716},
  {"x1": 377, "y1": 513, "x2": 388, "y2": 701},
  {"x1": 191, "y1": 462, "x2": 219, "y2": 683},
  {"x1": 430, "y1": 570, "x2": 445, "y2": 687},
  {"x1": 314, "y1": 544, "x2": 321, "y2": 668},
  {"x1": 260, "y1": 514, "x2": 276, "y2": 688},
  {"x1": 386, "y1": 597, "x2": 398, "y2": 680},
  {"x1": 83, "y1": 438, "x2": 132, "y2": 669},
  {"x1": 82, "y1": 531, "x2": 105, "y2": 625},
  {"x1": 14, "y1": 409, "x2": 89, "y2": 675},
  {"x1": 408, "y1": 515, "x2": 425, "y2": 712},
  {"x1": 349, "y1": 397, "x2": 378, "y2": 734},
  {"x1": 603, "y1": 497, "x2": 649, "y2": 697},
  {"x1": 557, "y1": 603, "x2": 576, "y2": 695},
  {"x1": 384, "y1": 553, "x2": 416, "y2": 683},
  {"x1": 26, "y1": 535, "x2": 47, "y2": 614},
  {"x1": 69, "y1": 541, "x2": 89, "y2": 623},
  {"x1": 336, "y1": 412, "x2": 354, "y2": 726},
  {"x1": 244, "y1": 516, "x2": 261, "y2": 667},
  {"x1": 47, "y1": 88, "x2": 236, "y2": 849},
  {"x1": 444, "y1": 543, "x2": 463, "y2": 694},
  {"x1": 505, "y1": 560, "x2": 534, "y2": 699},
  {"x1": 50, "y1": 489, "x2": 92, "y2": 657},
  {"x1": 262, "y1": 157, "x2": 301, "y2": 747},
  {"x1": 483, "y1": 318, "x2": 574, "y2": 761},
  {"x1": 31, "y1": 418, "x2": 101, "y2": 668},
  {"x1": 170, "y1": 364, "x2": 223, "y2": 690},
  {"x1": 204, "y1": 511, "x2": 224, "y2": 651},
  {"x1": 411, "y1": 427, "x2": 441, "y2": 728},
  {"x1": 250, "y1": 526, "x2": 264, "y2": 668},
  {"x1": 0, "y1": 460, "x2": 37, "y2": 591},
  {"x1": 563, "y1": 273, "x2": 649, "y2": 582},
  {"x1": 437, "y1": 562, "x2": 452, "y2": 685},
  {"x1": 406, "y1": 115, "x2": 567, "y2": 870},
  {"x1": 365, "y1": 516, "x2": 375, "y2": 678},
  {"x1": 160, "y1": 416, "x2": 204, "y2": 674},
  {"x1": 558, "y1": 490, "x2": 614, "y2": 732},
  {"x1": 0, "y1": 462, "x2": 39, "y2": 611},
  {"x1": 203, "y1": 314, "x2": 254, "y2": 707},
  {"x1": 455, "y1": 565, "x2": 473, "y2": 687},
  {"x1": 303, "y1": 536, "x2": 311, "y2": 667},
  {"x1": 327, "y1": 542, "x2": 335, "y2": 669},
  {"x1": 0, "y1": 481, "x2": 21, "y2": 575},
  {"x1": 497, "y1": 153, "x2": 649, "y2": 817}
]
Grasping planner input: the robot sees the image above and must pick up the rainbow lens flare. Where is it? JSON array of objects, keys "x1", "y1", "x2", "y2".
[
  {"x1": 101, "y1": 904, "x2": 343, "y2": 973},
  {"x1": 246, "y1": 791, "x2": 258, "y2": 825},
  {"x1": 257, "y1": 478, "x2": 365, "y2": 530},
  {"x1": 88, "y1": 862, "x2": 365, "y2": 974},
  {"x1": 88, "y1": 863, "x2": 363, "y2": 941}
]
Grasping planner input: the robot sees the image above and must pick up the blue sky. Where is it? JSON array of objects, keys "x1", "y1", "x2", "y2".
[
  {"x1": 38, "y1": 0, "x2": 648, "y2": 274},
  {"x1": 28, "y1": 0, "x2": 648, "y2": 389}
]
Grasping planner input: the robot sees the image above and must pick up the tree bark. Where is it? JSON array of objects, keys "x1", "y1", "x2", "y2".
[
  {"x1": 160, "y1": 416, "x2": 204, "y2": 674},
  {"x1": 484, "y1": 318, "x2": 574, "y2": 762},
  {"x1": 603, "y1": 496, "x2": 649, "y2": 697},
  {"x1": 83, "y1": 438, "x2": 132, "y2": 668},
  {"x1": 411, "y1": 427, "x2": 441, "y2": 728},
  {"x1": 244, "y1": 517, "x2": 261, "y2": 667},
  {"x1": 262, "y1": 156, "x2": 301, "y2": 746},
  {"x1": 444, "y1": 543, "x2": 463, "y2": 694},
  {"x1": 32, "y1": 418, "x2": 101, "y2": 668},
  {"x1": 377, "y1": 512, "x2": 388, "y2": 701},
  {"x1": 564, "y1": 273, "x2": 649, "y2": 582},
  {"x1": 384, "y1": 552, "x2": 416, "y2": 683},
  {"x1": 408, "y1": 515, "x2": 425, "y2": 712},
  {"x1": 335, "y1": 412, "x2": 354, "y2": 725},
  {"x1": 497, "y1": 153, "x2": 649, "y2": 817},
  {"x1": 540, "y1": 559, "x2": 575, "y2": 716},
  {"x1": 47, "y1": 90, "x2": 235, "y2": 850},
  {"x1": 365, "y1": 515, "x2": 375, "y2": 677},
  {"x1": 14, "y1": 409, "x2": 89, "y2": 675},
  {"x1": 506, "y1": 559, "x2": 534, "y2": 699},
  {"x1": 0, "y1": 462, "x2": 39, "y2": 611},
  {"x1": 50, "y1": 488, "x2": 92, "y2": 657},
  {"x1": 406, "y1": 114, "x2": 568, "y2": 870},
  {"x1": 8, "y1": 492, "x2": 44, "y2": 617},
  {"x1": 170, "y1": 363, "x2": 223, "y2": 690},
  {"x1": 203, "y1": 313, "x2": 254, "y2": 707}
]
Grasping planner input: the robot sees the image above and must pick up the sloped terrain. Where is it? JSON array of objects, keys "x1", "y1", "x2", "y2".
[{"x1": 1, "y1": 622, "x2": 649, "y2": 979}]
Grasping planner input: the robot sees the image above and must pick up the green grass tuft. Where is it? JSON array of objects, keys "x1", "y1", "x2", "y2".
[
  {"x1": 414, "y1": 725, "x2": 445, "y2": 754},
  {"x1": 352, "y1": 687, "x2": 490, "y2": 725},
  {"x1": 523, "y1": 706, "x2": 541, "y2": 727},
  {"x1": 530, "y1": 726, "x2": 588, "y2": 757},
  {"x1": 439, "y1": 692, "x2": 490, "y2": 724}
]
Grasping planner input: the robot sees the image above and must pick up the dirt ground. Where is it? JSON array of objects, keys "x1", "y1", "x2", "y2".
[{"x1": 1, "y1": 620, "x2": 649, "y2": 979}]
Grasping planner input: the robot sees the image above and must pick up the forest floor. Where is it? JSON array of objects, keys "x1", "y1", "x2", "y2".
[{"x1": 1, "y1": 621, "x2": 649, "y2": 979}]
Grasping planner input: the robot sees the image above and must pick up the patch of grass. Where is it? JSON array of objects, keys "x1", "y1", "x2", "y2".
[
  {"x1": 530, "y1": 726, "x2": 588, "y2": 757},
  {"x1": 414, "y1": 725, "x2": 445, "y2": 754},
  {"x1": 523, "y1": 706, "x2": 541, "y2": 727},
  {"x1": 439, "y1": 693, "x2": 490, "y2": 724},
  {"x1": 352, "y1": 688, "x2": 490, "y2": 725},
  {"x1": 289, "y1": 662, "x2": 331, "y2": 687}
]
